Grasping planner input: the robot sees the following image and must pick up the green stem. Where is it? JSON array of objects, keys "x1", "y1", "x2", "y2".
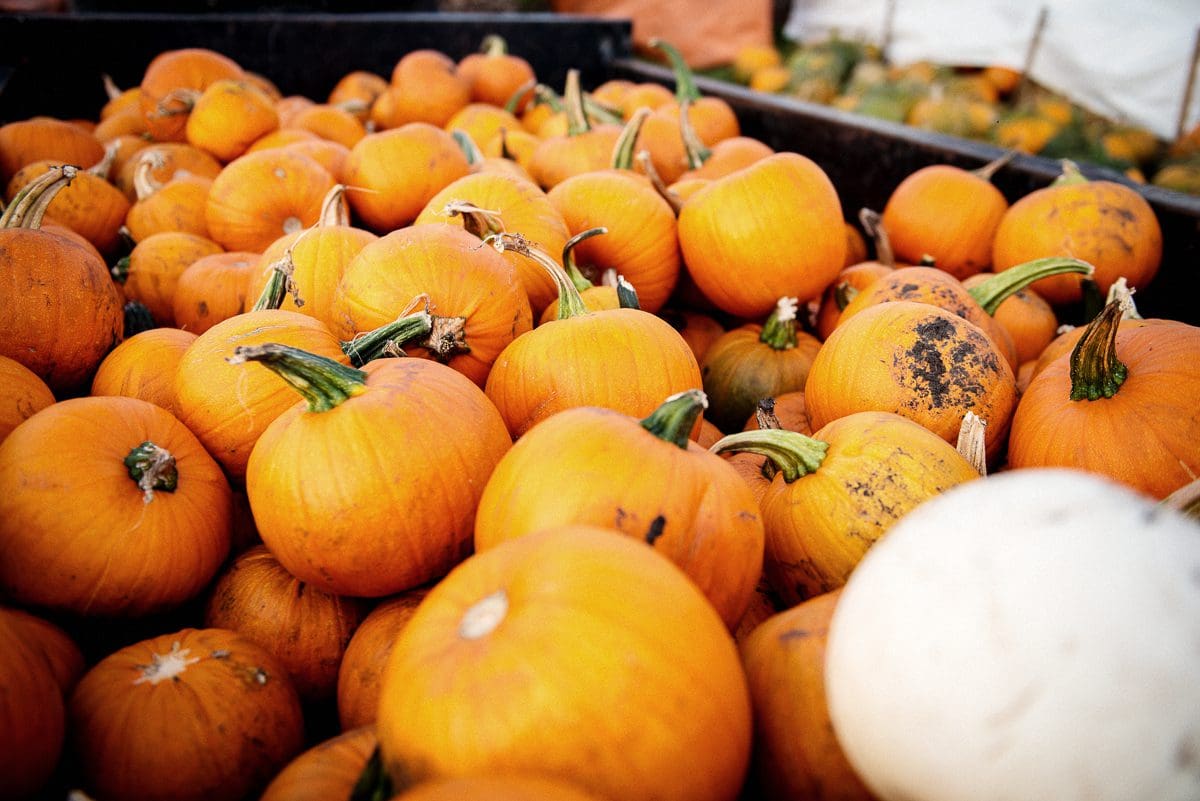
[
  {"x1": 583, "y1": 95, "x2": 625, "y2": 127},
  {"x1": 679, "y1": 97, "x2": 711, "y2": 169},
  {"x1": 228, "y1": 343, "x2": 367, "y2": 413},
  {"x1": 451, "y1": 129, "x2": 486, "y2": 167},
  {"x1": 125, "y1": 441, "x2": 178, "y2": 502},
  {"x1": 834, "y1": 281, "x2": 857, "y2": 311},
  {"x1": 111, "y1": 256, "x2": 131, "y2": 285},
  {"x1": 251, "y1": 254, "x2": 296, "y2": 311},
  {"x1": 503, "y1": 79, "x2": 538, "y2": 115},
  {"x1": 349, "y1": 746, "x2": 395, "y2": 801},
  {"x1": 1052, "y1": 158, "x2": 1089, "y2": 187},
  {"x1": 562, "y1": 227, "x2": 607, "y2": 292},
  {"x1": 480, "y1": 33, "x2": 507, "y2": 56},
  {"x1": 759, "y1": 297, "x2": 799, "y2": 350},
  {"x1": 968, "y1": 257, "x2": 1094, "y2": 315},
  {"x1": 641, "y1": 389, "x2": 707, "y2": 449},
  {"x1": 0, "y1": 164, "x2": 76, "y2": 229},
  {"x1": 1069, "y1": 299, "x2": 1127, "y2": 401},
  {"x1": 564, "y1": 69, "x2": 590, "y2": 136},
  {"x1": 531, "y1": 83, "x2": 564, "y2": 113},
  {"x1": 340, "y1": 307, "x2": 434, "y2": 367},
  {"x1": 616, "y1": 275, "x2": 640, "y2": 309},
  {"x1": 611, "y1": 107, "x2": 651, "y2": 170},
  {"x1": 709, "y1": 429, "x2": 829, "y2": 482},
  {"x1": 487, "y1": 232, "x2": 588, "y2": 319},
  {"x1": 650, "y1": 38, "x2": 701, "y2": 103}
]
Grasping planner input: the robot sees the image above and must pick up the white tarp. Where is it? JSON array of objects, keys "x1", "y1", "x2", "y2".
[{"x1": 783, "y1": 0, "x2": 1200, "y2": 141}]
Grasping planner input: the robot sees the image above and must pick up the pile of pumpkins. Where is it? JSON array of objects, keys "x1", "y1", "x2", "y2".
[
  {"x1": 725, "y1": 38, "x2": 1200, "y2": 193},
  {"x1": 0, "y1": 34, "x2": 1198, "y2": 801}
]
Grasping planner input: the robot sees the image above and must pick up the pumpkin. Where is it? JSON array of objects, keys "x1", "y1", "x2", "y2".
[
  {"x1": 6, "y1": 158, "x2": 130, "y2": 256},
  {"x1": 679, "y1": 152, "x2": 846, "y2": 318},
  {"x1": 237, "y1": 344, "x2": 511, "y2": 597},
  {"x1": 712, "y1": 410, "x2": 979, "y2": 606},
  {"x1": 674, "y1": 135, "x2": 775, "y2": 184},
  {"x1": 173, "y1": 309, "x2": 350, "y2": 482},
  {"x1": 0, "y1": 165, "x2": 124, "y2": 394},
  {"x1": 70, "y1": 627, "x2": 304, "y2": 801},
  {"x1": 337, "y1": 586, "x2": 431, "y2": 731},
  {"x1": 701, "y1": 297, "x2": 823, "y2": 433},
  {"x1": 1008, "y1": 299, "x2": 1200, "y2": 499},
  {"x1": 663, "y1": 307, "x2": 726, "y2": 363},
  {"x1": 0, "y1": 606, "x2": 65, "y2": 801},
  {"x1": 880, "y1": 158, "x2": 1010, "y2": 280},
  {"x1": 445, "y1": 103, "x2": 524, "y2": 150},
  {"x1": 805, "y1": 301, "x2": 1017, "y2": 463},
  {"x1": 814, "y1": 260, "x2": 893, "y2": 340},
  {"x1": 328, "y1": 70, "x2": 389, "y2": 122},
  {"x1": 4, "y1": 606, "x2": 84, "y2": 695},
  {"x1": 397, "y1": 775, "x2": 611, "y2": 801},
  {"x1": 114, "y1": 141, "x2": 222, "y2": 201},
  {"x1": 739, "y1": 590, "x2": 876, "y2": 801},
  {"x1": 275, "y1": 95, "x2": 316, "y2": 127},
  {"x1": 247, "y1": 127, "x2": 319, "y2": 153},
  {"x1": 205, "y1": 148, "x2": 336, "y2": 253},
  {"x1": 375, "y1": 525, "x2": 752, "y2": 801},
  {"x1": 0, "y1": 396, "x2": 231, "y2": 616},
  {"x1": 0, "y1": 355, "x2": 55, "y2": 442},
  {"x1": 475, "y1": 390, "x2": 764, "y2": 629},
  {"x1": 482, "y1": 233, "x2": 702, "y2": 438},
  {"x1": 138, "y1": 47, "x2": 245, "y2": 143},
  {"x1": 185, "y1": 78, "x2": 280, "y2": 162},
  {"x1": 277, "y1": 137, "x2": 351, "y2": 183},
  {"x1": 344, "y1": 123, "x2": 471, "y2": 232},
  {"x1": 992, "y1": 160, "x2": 1163, "y2": 304},
  {"x1": 260, "y1": 726, "x2": 377, "y2": 801},
  {"x1": 286, "y1": 103, "x2": 366, "y2": 148},
  {"x1": 91, "y1": 327, "x2": 198, "y2": 413},
  {"x1": 528, "y1": 70, "x2": 623, "y2": 190},
  {"x1": 825, "y1": 468, "x2": 1200, "y2": 801},
  {"x1": 414, "y1": 170, "x2": 571, "y2": 318},
  {"x1": 456, "y1": 34, "x2": 537, "y2": 109},
  {"x1": 173, "y1": 250, "x2": 260, "y2": 334},
  {"x1": 204, "y1": 544, "x2": 365, "y2": 701},
  {"x1": 331, "y1": 223, "x2": 533, "y2": 387},
  {"x1": 962, "y1": 271, "x2": 1059, "y2": 366},
  {"x1": 125, "y1": 148, "x2": 214, "y2": 242},
  {"x1": 124, "y1": 230, "x2": 224, "y2": 327},
  {"x1": 0, "y1": 116, "x2": 104, "y2": 183},
  {"x1": 375, "y1": 49, "x2": 472, "y2": 129}
]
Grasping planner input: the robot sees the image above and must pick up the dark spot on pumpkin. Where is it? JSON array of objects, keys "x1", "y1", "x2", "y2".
[
  {"x1": 1104, "y1": 204, "x2": 1137, "y2": 224},
  {"x1": 905, "y1": 324, "x2": 952, "y2": 409},
  {"x1": 295, "y1": 582, "x2": 306, "y2": 598},
  {"x1": 898, "y1": 282, "x2": 921, "y2": 297},
  {"x1": 644, "y1": 514, "x2": 667, "y2": 545},
  {"x1": 778, "y1": 628, "x2": 812, "y2": 641},
  {"x1": 197, "y1": 300, "x2": 208, "y2": 317}
]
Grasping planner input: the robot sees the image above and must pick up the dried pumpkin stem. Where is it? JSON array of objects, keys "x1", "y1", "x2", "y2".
[
  {"x1": 486, "y1": 231, "x2": 589, "y2": 319},
  {"x1": 968, "y1": 257, "x2": 1094, "y2": 315},
  {"x1": 971, "y1": 150, "x2": 1016, "y2": 182},
  {"x1": 228, "y1": 343, "x2": 367, "y2": 413},
  {"x1": 635, "y1": 150, "x2": 684, "y2": 215},
  {"x1": 679, "y1": 97, "x2": 711, "y2": 169},
  {"x1": 562, "y1": 226, "x2": 607, "y2": 292},
  {"x1": 955, "y1": 411, "x2": 988, "y2": 476},
  {"x1": 858, "y1": 208, "x2": 894, "y2": 269},
  {"x1": 611, "y1": 107, "x2": 651, "y2": 171},
  {"x1": 564, "y1": 69, "x2": 590, "y2": 136},
  {"x1": 1069, "y1": 299, "x2": 1127, "y2": 401},
  {"x1": 88, "y1": 140, "x2": 120, "y2": 180},
  {"x1": 0, "y1": 164, "x2": 75, "y2": 229},
  {"x1": 1162, "y1": 478, "x2": 1200, "y2": 521},
  {"x1": 102, "y1": 73, "x2": 122, "y2": 101},
  {"x1": 133, "y1": 150, "x2": 168, "y2": 201},
  {"x1": 760, "y1": 297, "x2": 799, "y2": 350},
  {"x1": 340, "y1": 304, "x2": 435, "y2": 367},
  {"x1": 1051, "y1": 158, "x2": 1089, "y2": 187},
  {"x1": 151, "y1": 87, "x2": 202, "y2": 120},
  {"x1": 754, "y1": 398, "x2": 782, "y2": 430},
  {"x1": 709, "y1": 428, "x2": 829, "y2": 482},
  {"x1": 650, "y1": 38, "x2": 701, "y2": 103},
  {"x1": 125, "y1": 441, "x2": 178, "y2": 503},
  {"x1": 1105, "y1": 277, "x2": 1142, "y2": 319},
  {"x1": 443, "y1": 200, "x2": 505, "y2": 239},
  {"x1": 640, "y1": 389, "x2": 708, "y2": 449},
  {"x1": 317, "y1": 184, "x2": 350, "y2": 227},
  {"x1": 616, "y1": 275, "x2": 640, "y2": 309},
  {"x1": 480, "y1": 33, "x2": 508, "y2": 56}
]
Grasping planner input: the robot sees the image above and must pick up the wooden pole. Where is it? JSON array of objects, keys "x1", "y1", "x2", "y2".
[
  {"x1": 880, "y1": 0, "x2": 897, "y2": 63},
  {"x1": 1014, "y1": 6, "x2": 1049, "y2": 108},
  {"x1": 1176, "y1": 26, "x2": 1200, "y2": 140}
]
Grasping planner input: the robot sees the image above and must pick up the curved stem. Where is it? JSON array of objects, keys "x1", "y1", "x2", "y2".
[
  {"x1": 968, "y1": 257, "x2": 1094, "y2": 315},
  {"x1": 504, "y1": 79, "x2": 538, "y2": 115},
  {"x1": 562, "y1": 227, "x2": 607, "y2": 292},
  {"x1": 340, "y1": 303, "x2": 434, "y2": 366},
  {"x1": 442, "y1": 200, "x2": 505, "y2": 240},
  {"x1": 649, "y1": 38, "x2": 701, "y2": 103},
  {"x1": 1069, "y1": 299, "x2": 1127, "y2": 401},
  {"x1": 640, "y1": 389, "x2": 707, "y2": 449},
  {"x1": 563, "y1": 69, "x2": 590, "y2": 137},
  {"x1": 635, "y1": 150, "x2": 684, "y2": 215},
  {"x1": 102, "y1": 73, "x2": 123, "y2": 101},
  {"x1": 480, "y1": 33, "x2": 507, "y2": 56},
  {"x1": 709, "y1": 429, "x2": 828, "y2": 483},
  {"x1": 150, "y1": 87, "x2": 201, "y2": 121},
  {"x1": 1052, "y1": 158, "x2": 1089, "y2": 187},
  {"x1": 971, "y1": 150, "x2": 1016, "y2": 182},
  {"x1": 133, "y1": 150, "x2": 167, "y2": 202},
  {"x1": 616, "y1": 275, "x2": 640, "y2": 309},
  {"x1": 679, "y1": 97, "x2": 711, "y2": 169},
  {"x1": 0, "y1": 164, "x2": 76, "y2": 229},
  {"x1": 583, "y1": 95, "x2": 625, "y2": 127},
  {"x1": 759, "y1": 297, "x2": 799, "y2": 350},
  {"x1": 754, "y1": 397, "x2": 782, "y2": 430},
  {"x1": 451, "y1": 129, "x2": 486, "y2": 168},
  {"x1": 531, "y1": 83, "x2": 564, "y2": 113},
  {"x1": 858, "y1": 207, "x2": 894, "y2": 268},
  {"x1": 834, "y1": 280, "x2": 858, "y2": 311},
  {"x1": 317, "y1": 184, "x2": 350, "y2": 227},
  {"x1": 487, "y1": 232, "x2": 587, "y2": 319},
  {"x1": 88, "y1": 140, "x2": 120, "y2": 180},
  {"x1": 228, "y1": 343, "x2": 367, "y2": 413},
  {"x1": 1105, "y1": 276, "x2": 1142, "y2": 320},
  {"x1": 955, "y1": 411, "x2": 988, "y2": 476},
  {"x1": 125, "y1": 441, "x2": 178, "y2": 503},
  {"x1": 611, "y1": 107, "x2": 651, "y2": 171}
]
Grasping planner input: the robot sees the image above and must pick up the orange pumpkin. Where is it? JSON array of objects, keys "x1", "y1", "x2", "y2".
[
  {"x1": 0, "y1": 166, "x2": 124, "y2": 393},
  {"x1": 397, "y1": 775, "x2": 611, "y2": 801},
  {"x1": 375, "y1": 49, "x2": 472, "y2": 129},
  {"x1": 204, "y1": 544, "x2": 365, "y2": 701},
  {"x1": 328, "y1": 70, "x2": 389, "y2": 122},
  {"x1": 4, "y1": 606, "x2": 84, "y2": 695},
  {"x1": 91, "y1": 327, "x2": 198, "y2": 413},
  {"x1": 337, "y1": 586, "x2": 431, "y2": 730},
  {"x1": 528, "y1": 70, "x2": 623, "y2": 190},
  {"x1": 247, "y1": 127, "x2": 319, "y2": 153},
  {"x1": 344, "y1": 123, "x2": 471, "y2": 232},
  {"x1": 1009, "y1": 300, "x2": 1200, "y2": 499},
  {"x1": 173, "y1": 250, "x2": 260, "y2": 334},
  {"x1": 0, "y1": 396, "x2": 231, "y2": 616},
  {"x1": 114, "y1": 141, "x2": 222, "y2": 201},
  {"x1": 444, "y1": 103, "x2": 524, "y2": 151},
  {"x1": 286, "y1": 103, "x2": 366, "y2": 148},
  {"x1": 814, "y1": 260, "x2": 893, "y2": 340},
  {"x1": 679, "y1": 152, "x2": 846, "y2": 318},
  {"x1": 70, "y1": 627, "x2": 304, "y2": 801},
  {"x1": 239, "y1": 345, "x2": 512, "y2": 597},
  {"x1": 482, "y1": 233, "x2": 702, "y2": 438},
  {"x1": 124, "y1": 230, "x2": 224, "y2": 327},
  {"x1": 375, "y1": 525, "x2": 752, "y2": 801},
  {"x1": 739, "y1": 590, "x2": 876, "y2": 800},
  {"x1": 992, "y1": 160, "x2": 1163, "y2": 304},
  {"x1": 962, "y1": 271, "x2": 1059, "y2": 366},
  {"x1": 260, "y1": 726, "x2": 377, "y2": 801},
  {"x1": 6, "y1": 158, "x2": 130, "y2": 256},
  {"x1": 475, "y1": 391, "x2": 764, "y2": 629},
  {"x1": 138, "y1": 47, "x2": 245, "y2": 143},
  {"x1": 805, "y1": 301, "x2": 1017, "y2": 463},
  {"x1": 456, "y1": 35, "x2": 538, "y2": 109},
  {"x1": 0, "y1": 606, "x2": 65, "y2": 801},
  {"x1": 125, "y1": 148, "x2": 214, "y2": 242},
  {"x1": 712, "y1": 411, "x2": 979, "y2": 606},
  {"x1": 0, "y1": 115, "x2": 104, "y2": 183},
  {"x1": 205, "y1": 148, "x2": 336, "y2": 252},
  {"x1": 0, "y1": 355, "x2": 55, "y2": 442},
  {"x1": 277, "y1": 137, "x2": 351, "y2": 183},
  {"x1": 185, "y1": 78, "x2": 280, "y2": 162}
]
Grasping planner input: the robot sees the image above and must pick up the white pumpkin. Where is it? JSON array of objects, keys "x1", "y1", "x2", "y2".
[{"x1": 825, "y1": 467, "x2": 1200, "y2": 801}]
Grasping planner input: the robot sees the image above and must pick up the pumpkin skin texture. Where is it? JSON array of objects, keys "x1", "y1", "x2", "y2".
[
  {"x1": 375, "y1": 526, "x2": 752, "y2": 801},
  {"x1": 4, "y1": 606, "x2": 85, "y2": 695},
  {"x1": 739, "y1": 591, "x2": 876, "y2": 801},
  {"x1": 824, "y1": 469, "x2": 1200, "y2": 801},
  {"x1": 1008, "y1": 305, "x2": 1200, "y2": 500},
  {"x1": 90, "y1": 327, "x2": 198, "y2": 413},
  {"x1": 0, "y1": 606, "x2": 66, "y2": 801},
  {"x1": 70, "y1": 627, "x2": 304, "y2": 801},
  {"x1": 260, "y1": 726, "x2": 376, "y2": 801},
  {"x1": 337, "y1": 586, "x2": 431, "y2": 731},
  {"x1": 679, "y1": 153, "x2": 846, "y2": 318},
  {"x1": 204, "y1": 544, "x2": 366, "y2": 701},
  {"x1": 398, "y1": 775, "x2": 610, "y2": 801},
  {"x1": 962, "y1": 272, "x2": 1058, "y2": 366},
  {"x1": 0, "y1": 355, "x2": 54, "y2": 442},
  {"x1": 6, "y1": 159, "x2": 130, "y2": 256},
  {"x1": 0, "y1": 116, "x2": 104, "y2": 183},
  {"x1": 992, "y1": 171, "x2": 1163, "y2": 304},
  {"x1": 0, "y1": 396, "x2": 231, "y2": 617},
  {"x1": 173, "y1": 250, "x2": 260, "y2": 334},
  {"x1": 474, "y1": 397, "x2": 765, "y2": 630},
  {"x1": 114, "y1": 141, "x2": 222, "y2": 201},
  {"x1": 816, "y1": 262, "x2": 894, "y2": 340},
  {"x1": 805, "y1": 301, "x2": 1017, "y2": 464},
  {"x1": 139, "y1": 48, "x2": 245, "y2": 143},
  {"x1": 123, "y1": 230, "x2": 224, "y2": 328},
  {"x1": 245, "y1": 354, "x2": 512, "y2": 598},
  {"x1": 185, "y1": 79, "x2": 280, "y2": 163}
]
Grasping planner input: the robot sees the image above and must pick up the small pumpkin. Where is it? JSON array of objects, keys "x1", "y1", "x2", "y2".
[
  {"x1": 125, "y1": 148, "x2": 214, "y2": 242},
  {"x1": 0, "y1": 605, "x2": 66, "y2": 801},
  {"x1": 114, "y1": 141, "x2": 222, "y2": 201},
  {"x1": 4, "y1": 606, "x2": 84, "y2": 695},
  {"x1": 185, "y1": 78, "x2": 280, "y2": 162},
  {"x1": 456, "y1": 35, "x2": 537, "y2": 109},
  {"x1": 286, "y1": 102, "x2": 366, "y2": 149},
  {"x1": 328, "y1": 70, "x2": 389, "y2": 122},
  {"x1": 91, "y1": 327, "x2": 198, "y2": 413},
  {"x1": 6, "y1": 157, "x2": 130, "y2": 256},
  {"x1": 0, "y1": 355, "x2": 55, "y2": 442},
  {"x1": 375, "y1": 49, "x2": 472, "y2": 129},
  {"x1": 138, "y1": 47, "x2": 245, "y2": 143},
  {"x1": 173, "y1": 250, "x2": 260, "y2": 334},
  {"x1": 260, "y1": 726, "x2": 377, "y2": 801},
  {"x1": 0, "y1": 115, "x2": 104, "y2": 183},
  {"x1": 123, "y1": 230, "x2": 224, "y2": 327}
]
